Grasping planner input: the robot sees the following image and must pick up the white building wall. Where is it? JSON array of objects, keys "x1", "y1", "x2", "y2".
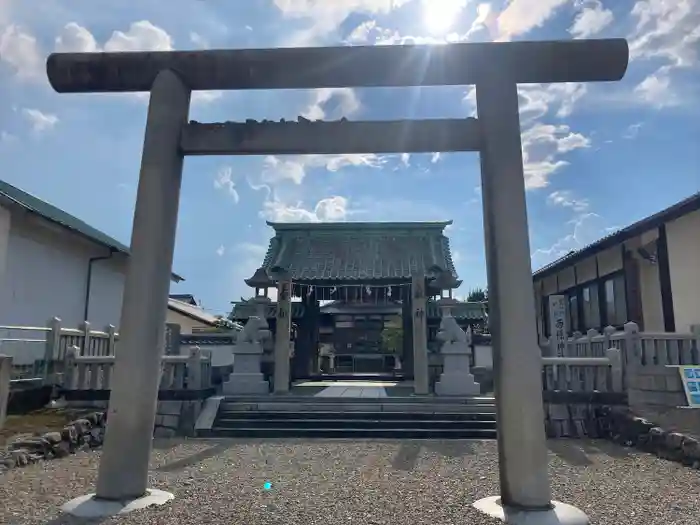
[
  {"x1": 166, "y1": 309, "x2": 208, "y2": 335},
  {"x1": 0, "y1": 210, "x2": 126, "y2": 330},
  {"x1": 666, "y1": 209, "x2": 700, "y2": 333}
]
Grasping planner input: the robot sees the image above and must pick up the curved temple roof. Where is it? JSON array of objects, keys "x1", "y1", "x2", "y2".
[{"x1": 255, "y1": 221, "x2": 460, "y2": 283}]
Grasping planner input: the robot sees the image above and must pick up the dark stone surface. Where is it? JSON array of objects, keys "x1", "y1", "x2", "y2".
[
  {"x1": 0, "y1": 411, "x2": 106, "y2": 474},
  {"x1": 595, "y1": 407, "x2": 700, "y2": 468}
]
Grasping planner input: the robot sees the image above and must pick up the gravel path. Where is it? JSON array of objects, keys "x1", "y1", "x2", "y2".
[{"x1": 1, "y1": 438, "x2": 698, "y2": 525}]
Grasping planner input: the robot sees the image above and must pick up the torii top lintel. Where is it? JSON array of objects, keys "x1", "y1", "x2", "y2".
[{"x1": 46, "y1": 39, "x2": 629, "y2": 94}]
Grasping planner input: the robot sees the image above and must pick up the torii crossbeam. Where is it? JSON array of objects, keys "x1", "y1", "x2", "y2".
[{"x1": 47, "y1": 39, "x2": 628, "y2": 524}]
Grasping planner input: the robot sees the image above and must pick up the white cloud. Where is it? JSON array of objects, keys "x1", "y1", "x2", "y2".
[
  {"x1": 302, "y1": 88, "x2": 361, "y2": 121},
  {"x1": 465, "y1": 82, "x2": 588, "y2": 124},
  {"x1": 261, "y1": 195, "x2": 350, "y2": 222},
  {"x1": 629, "y1": 0, "x2": 700, "y2": 69},
  {"x1": 0, "y1": 24, "x2": 43, "y2": 81},
  {"x1": 216, "y1": 245, "x2": 226, "y2": 256},
  {"x1": 22, "y1": 108, "x2": 59, "y2": 132},
  {"x1": 628, "y1": 0, "x2": 700, "y2": 106},
  {"x1": 55, "y1": 22, "x2": 99, "y2": 53},
  {"x1": 400, "y1": 153, "x2": 410, "y2": 167},
  {"x1": 546, "y1": 190, "x2": 589, "y2": 212},
  {"x1": 634, "y1": 69, "x2": 678, "y2": 108},
  {"x1": 53, "y1": 21, "x2": 221, "y2": 105},
  {"x1": 214, "y1": 166, "x2": 239, "y2": 203},
  {"x1": 273, "y1": 0, "x2": 410, "y2": 44},
  {"x1": 496, "y1": 0, "x2": 569, "y2": 40},
  {"x1": 260, "y1": 153, "x2": 386, "y2": 186},
  {"x1": 464, "y1": 2, "x2": 498, "y2": 40},
  {"x1": 521, "y1": 123, "x2": 591, "y2": 189},
  {"x1": 431, "y1": 152, "x2": 441, "y2": 163},
  {"x1": 104, "y1": 20, "x2": 173, "y2": 52},
  {"x1": 569, "y1": 1, "x2": 614, "y2": 38},
  {"x1": 531, "y1": 212, "x2": 617, "y2": 270},
  {"x1": 623, "y1": 122, "x2": 643, "y2": 139}
]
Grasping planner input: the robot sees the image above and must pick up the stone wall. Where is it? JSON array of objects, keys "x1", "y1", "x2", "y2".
[
  {"x1": 628, "y1": 365, "x2": 700, "y2": 439},
  {"x1": 65, "y1": 398, "x2": 205, "y2": 438},
  {"x1": 154, "y1": 400, "x2": 203, "y2": 438}
]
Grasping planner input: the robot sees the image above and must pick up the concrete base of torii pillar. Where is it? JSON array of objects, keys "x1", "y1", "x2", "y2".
[
  {"x1": 61, "y1": 490, "x2": 174, "y2": 519},
  {"x1": 473, "y1": 497, "x2": 589, "y2": 525}
]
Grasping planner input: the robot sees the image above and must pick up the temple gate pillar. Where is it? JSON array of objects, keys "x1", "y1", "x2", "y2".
[
  {"x1": 92, "y1": 70, "x2": 190, "y2": 505},
  {"x1": 473, "y1": 72, "x2": 553, "y2": 514},
  {"x1": 273, "y1": 277, "x2": 292, "y2": 393},
  {"x1": 411, "y1": 275, "x2": 429, "y2": 395}
]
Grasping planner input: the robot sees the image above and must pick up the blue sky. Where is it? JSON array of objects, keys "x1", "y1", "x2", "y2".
[{"x1": 1, "y1": 0, "x2": 698, "y2": 317}]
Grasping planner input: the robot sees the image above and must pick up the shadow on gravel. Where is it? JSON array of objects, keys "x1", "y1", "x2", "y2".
[
  {"x1": 157, "y1": 441, "x2": 235, "y2": 473},
  {"x1": 547, "y1": 439, "x2": 633, "y2": 466},
  {"x1": 392, "y1": 440, "x2": 474, "y2": 471}
]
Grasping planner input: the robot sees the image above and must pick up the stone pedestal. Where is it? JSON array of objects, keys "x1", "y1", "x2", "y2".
[
  {"x1": 222, "y1": 342, "x2": 269, "y2": 395},
  {"x1": 435, "y1": 341, "x2": 481, "y2": 396}
]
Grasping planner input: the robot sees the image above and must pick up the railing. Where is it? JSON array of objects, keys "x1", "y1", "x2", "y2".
[
  {"x1": 0, "y1": 355, "x2": 11, "y2": 430},
  {"x1": 540, "y1": 322, "x2": 700, "y2": 390},
  {"x1": 541, "y1": 349, "x2": 624, "y2": 437},
  {"x1": 62, "y1": 345, "x2": 213, "y2": 399}
]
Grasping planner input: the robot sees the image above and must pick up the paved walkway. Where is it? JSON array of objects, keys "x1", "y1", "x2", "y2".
[{"x1": 313, "y1": 381, "x2": 389, "y2": 398}]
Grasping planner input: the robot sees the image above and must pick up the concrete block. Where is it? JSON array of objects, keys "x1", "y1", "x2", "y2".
[
  {"x1": 159, "y1": 415, "x2": 180, "y2": 429},
  {"x1": 157, "y1": 401, "x2": 183, "y2": 415}
]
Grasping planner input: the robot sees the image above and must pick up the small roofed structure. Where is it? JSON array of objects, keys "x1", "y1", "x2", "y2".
[
  {"x1": 235, "y1": 220, "x2": 486, "y2": 381},
  {"x1": 245, "y1": 220, "x2": 460, "y2": 297}
]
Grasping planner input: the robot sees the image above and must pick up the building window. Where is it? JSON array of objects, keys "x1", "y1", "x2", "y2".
[
  {"x1": 604, "y1": 275, "x2": 627, "y2": 326},
  {"x1": 581, "y1": 283, "x2": 600, "y2": 330}
]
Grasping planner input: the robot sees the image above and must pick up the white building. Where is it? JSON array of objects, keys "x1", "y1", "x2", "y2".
[
  {"x1": 533, "y1": 192, "x2": 700, "y2": 336},
  {"x1": 166, "y1": 294, "x2": 223, "y2": 334},
  {"x1": 0, "y1": 179, "x2": 184, "y2": 330}
]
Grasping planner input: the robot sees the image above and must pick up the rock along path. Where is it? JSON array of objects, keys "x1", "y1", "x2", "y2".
[{"x1": 1, "y1": 438, "x2": 698, "y2": 525}]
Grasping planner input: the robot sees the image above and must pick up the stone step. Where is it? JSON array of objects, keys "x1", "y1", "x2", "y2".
[
  {"x1": 219, "y1": 402, "x2": 497, "y2": 414},
  {"x1": 215, "y1": 410, "x2": 497, "y2": 421},
  {"x1": 201, "y1": 427, "x2": 497, "y2": 440},
  {"x1": 221, "y1": 395, "x2": 496, "y2": 404},
  {"x1": 215, "y1": 417, "x2": 497, "y2": 430}
]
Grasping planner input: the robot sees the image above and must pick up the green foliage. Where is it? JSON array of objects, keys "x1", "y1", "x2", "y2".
[
  {"x1": 379, "y1": 326, "x2": 403, "y2": 354},
  {"x1": 467, "y1": 287, "x2": 488, "y2": 302},
  {"x1": 213, "y1": 316, "x2": 238, "y2": 330}
]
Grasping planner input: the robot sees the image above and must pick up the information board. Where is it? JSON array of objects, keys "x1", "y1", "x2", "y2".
[
  {"x1": 548, "y1": 295, "x2": 568, "y2": 357},
  {"x1": 677, "y1": 366, "x2": 700, "y2": 408}
]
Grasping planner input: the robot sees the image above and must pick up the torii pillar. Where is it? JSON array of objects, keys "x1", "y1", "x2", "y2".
[{"x1": 46, "y1": 39, "x2": 628, "y2": 523}]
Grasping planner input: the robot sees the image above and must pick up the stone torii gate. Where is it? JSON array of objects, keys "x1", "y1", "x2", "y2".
[{"x1": 47, "y1": 39, "x2": 629, "y2": 523}]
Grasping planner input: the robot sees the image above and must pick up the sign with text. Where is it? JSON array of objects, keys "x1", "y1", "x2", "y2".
[
  {"x1": 164, "y1": 323, "x2": 181, "y2": 355},
  {"x1": 548, "y1": 295, "x2": 568, "y2": 358},
  {"x1": 677, "y1": 366, "x2": 700, "y2": 408}
]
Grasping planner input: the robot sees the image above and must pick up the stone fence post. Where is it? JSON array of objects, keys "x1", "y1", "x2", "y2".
[
  {"x1": 187, "y1": 346, "x2": 202, "y2": 390},
  {"x1": 43, "y1": 317, "x2": 62, "y2": 384},
  {"x1": 623, "y1": 322, "x2": 641, "y2": 389},
  {"x1": 0, "y1": 354, "x2": 11, "y2": 430},
  {"x1": 605, "y1": 348, "x2": 623, "y2": 392},
  {"x1": 692, "y1": 324, "x2": 700, "y2": 359}
]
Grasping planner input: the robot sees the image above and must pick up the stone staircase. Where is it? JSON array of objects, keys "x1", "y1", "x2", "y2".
[{"x1": 199, "y1": 396, "x2": 498, "y2": 439}]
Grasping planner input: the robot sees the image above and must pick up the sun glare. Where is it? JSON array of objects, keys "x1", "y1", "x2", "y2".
[{"x1": 423, "y1": 0, "x2": 466, "y2": 35}]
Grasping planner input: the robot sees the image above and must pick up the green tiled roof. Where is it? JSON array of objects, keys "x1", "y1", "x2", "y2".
[
  {"x1": 0, "y1": 180, "x2": 184, "y2": 282},
  {"x1": 260, "y1": 221, "x2": 459, "y2": 282},
  {"x1": 230, "y1": 299, "x2": 486, "y2": 321}
]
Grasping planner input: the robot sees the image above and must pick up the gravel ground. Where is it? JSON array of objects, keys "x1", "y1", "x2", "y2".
[{"x1": 1, "y1": 438, "x2": 698, "y2": 525}]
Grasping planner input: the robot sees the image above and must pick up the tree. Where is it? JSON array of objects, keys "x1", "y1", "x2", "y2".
[
  {"x1": 380, "y1": 326, "x2": 403, "y2": 354},
  {"x1": 467, "y1": 287, "x2": 488, "y2": 302}
]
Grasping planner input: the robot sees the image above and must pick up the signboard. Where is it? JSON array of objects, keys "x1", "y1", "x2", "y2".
[
  {"x1": 677, "y1": 366, "x2": 700, "y2": 408},
  {"x1": 548, "y1": 295, "x2": 568, "y2": 357},
  {"x1": 164, "y1": 323, "x2": 181, "y2": 355}
]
